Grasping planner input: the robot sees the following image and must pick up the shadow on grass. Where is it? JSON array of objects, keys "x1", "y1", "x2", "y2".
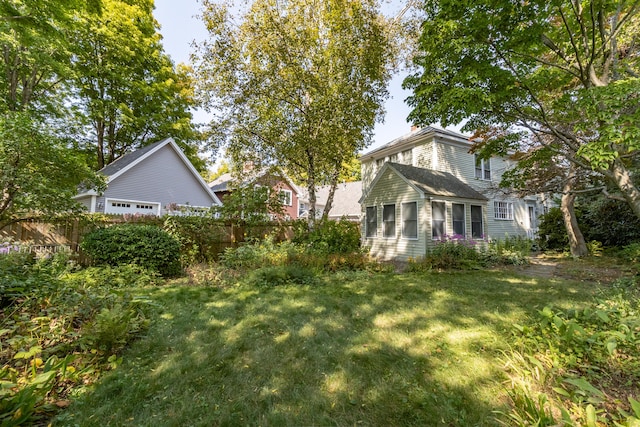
[{"x1": 57, "y1": 270, "x2": 597, "y2": 426}]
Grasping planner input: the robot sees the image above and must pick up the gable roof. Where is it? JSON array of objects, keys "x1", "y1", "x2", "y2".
[
  {"x1": 360, "y1": 126, "x2": 472, "y2": 160},
  {"x1": 209, "y1": 168, "x2": 301, "y2": 195},
  {"x1": 77, "y1": 138, "x2": 221, "y2": 205},
  {"x1": 362, "y1": 162, "x2": 488, "y2": 202},
  {"x1": 315, "y1": 181, "x2": 362, "y2": 218}
]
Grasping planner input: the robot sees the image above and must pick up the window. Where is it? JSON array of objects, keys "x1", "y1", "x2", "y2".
[
  {"x1": 376, "y1": 159, "x2": 384, "y2": 169},
  {"x1": 383, "y1": 204, "x2": 396, "y2": 238},
  {"x1": 452, "y1": 203, "x2": 465, "y2": 237},
  {"x1": 471, "y1": 205, "x2": 483, "y2": 238},
  {"x1": 279, "y1": 189, "x2": 293, "y2": 206},
  {"x1": 432, "y1": 201, "x2": 445, "y2": 239},
  {"x1": 402, "y1": 202, "x2": 418, "y2": 239},
  {"x1": 389, "y1": 153, "x2": 399, "y2": 163},
  {"x1": 402, "y1": 149, "x2": 413, "y2": 165},
  {"x1": 366, "y1": 206, "x2": 377, "y2": 238},
  {"x1": 494, "y1": 201, "x2": 514, "y2": 220},
  {"x1": 474, "y1": 154, "x2": 491, "y2": 180}
]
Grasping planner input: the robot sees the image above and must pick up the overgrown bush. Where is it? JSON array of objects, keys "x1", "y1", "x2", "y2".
[
  {"x1": 293, "y1": 219, "x2": 362, "y2": 254},
  {"x1": 501, "y1": 278, "x2": 640, "y2": 426},
  {"x1": 81, "y1": 224, "x2": 181, "y2": 277},
  {"x1": 484, "y1": 235, "x2": 532, "y2": 265},
  {"x1": 582, "y1": 198, "x2": 640, "y2": 247},
  {"x1": 162, "y1": 216, "x2": 227, "y2": 265},
  {"x1": 536, "y1": 207, "x2": 570, "y2": 251},
  {"x1": 619, "y1": 242, "x2": 640, "y2": 264}
]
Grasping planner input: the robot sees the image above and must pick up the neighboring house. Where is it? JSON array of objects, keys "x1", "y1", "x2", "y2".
[
  {"x1": 310, "y1": 181, "x2": 362, "y2": 221},
  {"x1": 209, "y1": 168, "x2": 302, "y2": 220},
  {"x1": 75, "y1": 138, "x2": 221, "y2": 215},
  {"x1": 360, "y1": 126, "x2": 551, "y2": 260}
]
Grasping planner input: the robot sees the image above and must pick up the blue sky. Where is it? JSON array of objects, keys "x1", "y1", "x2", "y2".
[{"x1": 153, "y1": 0, "x2": 418, "y2": 152}]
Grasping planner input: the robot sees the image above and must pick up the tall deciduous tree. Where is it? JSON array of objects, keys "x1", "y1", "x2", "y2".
[
  {"x1": 0, "y1": 0, "x2": 100, "y2": 114},
  {"x1": 0, "y1": 112, "x2": 105, "y2": 228},
  {"x1": 404, "y1": 0, "x2": 640, "y2": 222},
  {"x1": 71, "y1": 0, "x2": 204, "y2": 170},
  {"x1": 193, "y1": 0, "x2": 392, "y2": 223}
]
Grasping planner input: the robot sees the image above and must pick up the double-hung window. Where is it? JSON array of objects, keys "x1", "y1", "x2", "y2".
[
  {"x1": 432, "y1": 201, "x2": 445, "y2": 239},
  {"x1": 471, "y1": 205, "x2": 483, "y2": 238},
  {"x1": 474, "y1": 154, "x2": 491, "y2": 180},
  {"x1": 366, "y1": 206, "x2": 377, "y2": 237},
  {"x1": 279, "y1": 189, "x2": 293, "y2": 206},
  {"x1": 452, "y1": 203, "x2": 465, "y2": 237},
  {"x1": 402, "y1": 202, "x2": 418, "y2": 239},
  {"x1": 383, "y1": 204, "x2": 396, "y2": 238},
  {"x1": 494, "y1": 201, "x2": 514, "y2": 220}
]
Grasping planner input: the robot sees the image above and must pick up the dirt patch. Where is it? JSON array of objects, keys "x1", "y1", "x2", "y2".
[{"x1": 512, "y1": 254, "x2": 637, "y2": 284}]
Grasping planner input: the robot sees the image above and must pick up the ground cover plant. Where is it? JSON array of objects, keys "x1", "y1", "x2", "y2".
[
  {"x1": 56, "y1": 262, "x2": 606, "y2": 426},
  {"x1": 0, "y1": 248, "x2": 160, "y2": 425}
]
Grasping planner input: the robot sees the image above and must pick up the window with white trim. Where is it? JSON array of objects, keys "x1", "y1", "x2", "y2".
[
  {"x1": 475, "y1": 154, "x2": 491, "y2": 180},
  {"x1": 402, "y1": 149, "x2": 413, "y2": 165},
  {"x1": 402, "y1": 202, "x2": 418, "y2": 239},
  {"x1": 383, "y1": 204, "x2": 395, "y2": 238},
  {"x1": 366, "y1": 206, "x2": 377, "y2": 238},
  {"x1": 389, "y1": 153, "x2": 399, "y2": 163},
  {"x1": 471, "y1": 205, "x2": 483, "y2": 238},
  {"x1": 279, "y1": 189, "x2": 293, "y2": 206},
  {"x1": 432, "y1": 201, "x2": 445, "y2": 239},
  {"x1": 494, "y1": 201, "x2": 514, "y2": 220},
  {"x1": 452, "y1": 203, "x2": 465, "y2": 236}
]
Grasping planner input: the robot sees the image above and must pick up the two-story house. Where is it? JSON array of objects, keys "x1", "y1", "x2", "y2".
[{"x1": 359, "y1": 126, "x2": 549, "y2": 260}]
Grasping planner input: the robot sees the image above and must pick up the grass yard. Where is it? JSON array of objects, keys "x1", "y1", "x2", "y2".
[{"x1": 55, "y1": 269, "x2": 600, "y2": 426}]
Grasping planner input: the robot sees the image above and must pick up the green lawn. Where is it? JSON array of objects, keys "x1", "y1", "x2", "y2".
[{"x1": 56, "y1": 270, "x2": 598, "y2": 426}]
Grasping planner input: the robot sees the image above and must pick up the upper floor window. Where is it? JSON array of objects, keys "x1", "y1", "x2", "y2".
[
  {"x1": 376, "y1": 159, "x2": 384, "y2": 169},
  {"x1": 402, "y1": 149, "x2": 413, "y2": 165},
  {"x1": 279, "y1": 189, "x2": 293, "y2": 206},
  {"x1": 494, "y1": 201, "x2": 514, "y2": 220},
  {"x1": 475, "y1": 154, "x2": 491, "y2": 180},
  {"x1": 389, "y1": 153, "x2": 399, "y2": 163}
]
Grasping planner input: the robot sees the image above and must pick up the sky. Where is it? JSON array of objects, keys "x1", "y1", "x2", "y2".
[{"x1": 153, "y1": 0, "x2": 419, "y2": 152}]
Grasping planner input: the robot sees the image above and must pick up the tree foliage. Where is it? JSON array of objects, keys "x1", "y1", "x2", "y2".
[
  {"x1": 193, "y1": 0, "x2": 392, "y2": 222},
  {"x1": 70, "y1": 0, "x2": 204, "y2": 170},
  {"x1": 0, "y1": 112, "x2": 105, "y2": 228},
  {"x1": 405, "y1": 0, "x2": 640, "y2": 218}
]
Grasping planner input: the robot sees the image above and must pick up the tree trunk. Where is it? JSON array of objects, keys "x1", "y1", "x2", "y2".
[
  {"x1": 561, "y1": 167, "x2": 589, "y2": 257},
  {"x1": 609, "y1": 158, "x2": 640, "y2": 220}
]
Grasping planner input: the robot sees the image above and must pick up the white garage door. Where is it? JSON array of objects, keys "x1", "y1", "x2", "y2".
[{"x1": 105, "y1": 199, "x2": 160, "y2": 215}]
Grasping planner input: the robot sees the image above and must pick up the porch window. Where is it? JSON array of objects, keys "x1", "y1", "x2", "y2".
[
  {"x1": 471, "y1": 205, "x2": 483, "y2": 238},
  {"x1": 494, "y1": 201, "x2": 514, "y2": 220},
  {"x1": 366, "y1": 206, "x2": 377, "y2": 238},
  {"x1": 402, "y1": 202, "x2": 418, "y2": 239},
  {"x1": 432, "y1": 201, "x2": 445, "y2": 240},
  {"x1": 474, "y1": 154, "x2": 491, "y2": 180},
  {"x1": 383, "y1": 204, "x2": 396, "y2": 238},
  {"x1": 452, "y1": 203, "x2": 465, "y2": 237}
]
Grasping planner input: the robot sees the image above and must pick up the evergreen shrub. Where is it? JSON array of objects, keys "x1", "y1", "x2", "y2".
[{"x1": 81, "y1": 224, "x2": 181, "y2": 277}]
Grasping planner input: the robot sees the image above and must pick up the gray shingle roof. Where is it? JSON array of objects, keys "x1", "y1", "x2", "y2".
[
  {"x1": 361, "y1": 126, "x2": 470, "y2": 158},
  {"x1": 100, "y1": 138, "x2": 170, "y2": 177},
  {"x1": 388, "y1": 163, "x2": 488, "y2": 201}
]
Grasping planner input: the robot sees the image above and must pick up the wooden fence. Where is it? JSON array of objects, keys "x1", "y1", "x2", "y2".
[{"x1": 1, "y1": 218, "x2": 294, "y2": 261}]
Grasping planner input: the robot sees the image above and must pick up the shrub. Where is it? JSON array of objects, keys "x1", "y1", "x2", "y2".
[
  {"x1": 582, "y1": 198, "x2": 640, "y2": 247},
  {"x1": 536, "y1": 207, "x2": 569, "y2": 251},
  {"x1": 81, "y1": 224, "x2": 181, "y2": 277},
  {"x1": 484, "y1": 235, "x2": 532, "y2": 265},
  {"x1": 293, "y1": 219, "x2": 361, "y2": 254},
  {"x1": 162, "y1": 216, "x2": 227, "y2": 265},
  {"x1": 619, "y1": 242, "x2": 640, "y2": 264}
]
